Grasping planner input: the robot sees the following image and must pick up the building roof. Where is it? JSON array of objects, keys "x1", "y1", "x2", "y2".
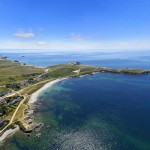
[{"x1": 0, "y1": 118, "x2": 5, "y2": 124}]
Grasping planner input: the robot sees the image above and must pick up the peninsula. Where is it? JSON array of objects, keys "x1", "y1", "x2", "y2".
[{"x1": 0, "y1": 59, "x2": 150, "y2": 142}]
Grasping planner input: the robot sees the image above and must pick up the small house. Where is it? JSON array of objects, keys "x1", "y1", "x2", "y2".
[{"x1": 0, "y1": 118, "x2": 5, "y2": 127}]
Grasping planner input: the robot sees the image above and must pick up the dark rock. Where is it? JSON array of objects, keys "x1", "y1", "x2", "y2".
[{"x1": 24, "y1": 128, "x2": 34, "y2": 133}]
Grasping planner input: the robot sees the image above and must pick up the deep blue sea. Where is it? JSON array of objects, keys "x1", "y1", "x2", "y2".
[
  {"x1": 1, "y1": 50, "x2": 150, "y2": 69},
  {"x1": 0, "y1": 50, "x2": 150, "y2": 150}
]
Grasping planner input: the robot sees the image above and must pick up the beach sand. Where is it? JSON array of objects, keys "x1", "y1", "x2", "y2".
[{"x1": 29, "y1": 78, "x2": 67, "y2": 104}]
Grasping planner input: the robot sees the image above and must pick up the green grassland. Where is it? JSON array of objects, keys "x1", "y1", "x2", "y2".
[
  {"x1": 0, "y1": 87, "x2": 9, "y2": 93},
  {"x1": 1, "y1": 60, "x2": 150, "y2": 88},
  {"x1": 0, "y1": 60, "x2": 44, "y2": 85},
  {"x1": 47, "y1": 63, "x2": 150, "y2": 77},
  {"x1": 118, "y1": 68, "x2": 149, "y2": 74},
  {"x1": 47, "y1": 63, "x2": 104, "y2": 77}
]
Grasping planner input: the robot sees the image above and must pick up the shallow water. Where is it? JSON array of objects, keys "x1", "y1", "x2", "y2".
[{"x1": 1, "y1": 73, "x2": 150, "y2": 150}]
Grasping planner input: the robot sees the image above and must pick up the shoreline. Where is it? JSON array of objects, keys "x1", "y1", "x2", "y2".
[
  {"x1": 29, "y1": 77, "x2": 68, "y2": 104},
  {"x1": 0, "y1": 70, "x2": 146, "y2": 143},
  {"x1": 0, "y1": 78, "x2": 68, "y2": 143},
  {"x1": 0, "y1": 126, "x2": 19, "y2": 143},
  {"x1": 0, "y1": 69, "x2": 149, "y2": 145}
]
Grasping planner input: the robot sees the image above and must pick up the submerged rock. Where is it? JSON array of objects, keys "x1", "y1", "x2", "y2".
[
  {"x1": 35, "y1": 133, "x2": 41, "y2": 138},
  {"x1": 34, "y1": 123, "x2": 43, "y2": 133}
]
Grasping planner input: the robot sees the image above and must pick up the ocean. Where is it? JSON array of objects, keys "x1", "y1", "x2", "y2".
[
  {"x1": 1, "y1": 50, "x2": 150, "y2": 69},
  {"x1": 0, "y1": 50, "x2": 150, "y2": 150}
]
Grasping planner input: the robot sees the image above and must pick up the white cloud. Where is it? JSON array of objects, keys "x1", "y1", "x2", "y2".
[
  {"x1": 37, "y1": 42, "x2": 48, "y2": 48},
  {"x1": 70, "y1": 33, "x2": 86, "y2": 41},
  {"x1": 1, "y1": 39, "x2": 150, "y2": 51},
  {"x1": 37, "y1": 42, "x2": 47, "y2": 45},
  {"x1": 14, "y1": 29, "x2": 36, "y2": 38}
]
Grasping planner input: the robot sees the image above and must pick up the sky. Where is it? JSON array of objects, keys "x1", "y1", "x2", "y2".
[{"x1": 0, "y1": 0, "x2": 150, "y2": 51}]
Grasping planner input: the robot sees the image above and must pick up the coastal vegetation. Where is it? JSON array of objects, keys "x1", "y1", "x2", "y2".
[
  {"x1": 0, "y1": 59, "x2": 150, "y2": 141},
  {"x1": 0, "y1": 60, "x2": 44, "y2": 86}
]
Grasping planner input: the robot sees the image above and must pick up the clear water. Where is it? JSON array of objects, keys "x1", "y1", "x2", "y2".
[
  {"x1": 0, "y1": 51, "x2": 150, "y2": 150},
  {"x1": 1, "y1": 50, "x2": 150, "y2": 69}
]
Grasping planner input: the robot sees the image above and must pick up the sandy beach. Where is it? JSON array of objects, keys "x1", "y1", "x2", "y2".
[{"x1": 29, "y1": 78, "x2": 68, "y2": 104}]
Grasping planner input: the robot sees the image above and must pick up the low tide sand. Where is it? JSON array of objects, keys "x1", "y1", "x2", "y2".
[{"x1": 29, "y1": 78, "x2": 67, "y2": 104}]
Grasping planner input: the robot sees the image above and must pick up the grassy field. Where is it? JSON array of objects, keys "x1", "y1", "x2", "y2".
[
  {"x1": 0, "y1": 60, "x2": 44, "y2": 85},
  {"x1": 1, "y1": 60, "x2": 149, "y2": 87},
  {"x1": 118, "y1": 68, "x2": 146, "y2": 74},
  {"x1": 13, "y1": 102, "x2": 27, "y2": 122},
  {"x1": 47, "y1": 64, "x2": 104, "y2": 77},
  {"x1": 0, "y1": 87, "x2": 9, "y2": 93}
]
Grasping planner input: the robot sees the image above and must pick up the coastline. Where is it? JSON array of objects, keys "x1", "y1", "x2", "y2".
[
  {"x1": 0, "y1": 126, "x2": 19, "y2": 143},
  {"x1": 29, "y1": 78, "x2": 68, "y2": 104},
  {"x1": 0, "y1": 69, "x2": 148, "y2": 144},
  {"x1": 28, "y1": 73, "x2": 96, "y2": 104},
  {"x1": 0, "y1": 78, "x2": 68, "y2": 143}
]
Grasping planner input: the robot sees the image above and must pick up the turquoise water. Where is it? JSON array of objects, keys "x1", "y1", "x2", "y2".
[
  {"x1": 1, "y1": 51, "x2": 150, "y2": 150},
  {"x1": 1, "y1": 73, "x2": 150, "y2": 150}
]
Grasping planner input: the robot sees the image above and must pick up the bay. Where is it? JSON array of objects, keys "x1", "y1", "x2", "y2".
[{"x1": 1, "y1": 51, "x2": 150, "y2": 150}]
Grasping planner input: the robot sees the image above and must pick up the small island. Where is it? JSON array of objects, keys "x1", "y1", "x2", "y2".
[{"x1": 0, "y1": 59, "x2": 150, "y2": 142}]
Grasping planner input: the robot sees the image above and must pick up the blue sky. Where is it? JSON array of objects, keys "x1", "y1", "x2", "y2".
[{"x1": 0, "y1": 0, "x2": 150, "y2": 50}]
